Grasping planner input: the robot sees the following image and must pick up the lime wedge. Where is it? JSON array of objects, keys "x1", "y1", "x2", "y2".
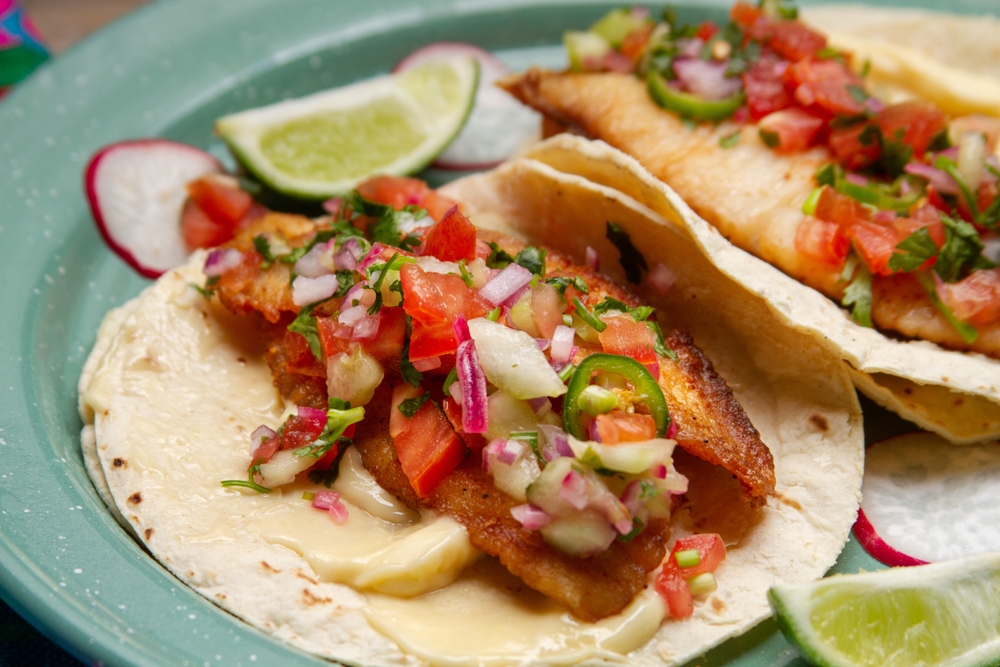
[
  {"x1": 768, "y1": 553, "x2": 1000, "y2": 667},
  {"x1": 216, "y1": 58, "x2": 478, "y2": 199}
]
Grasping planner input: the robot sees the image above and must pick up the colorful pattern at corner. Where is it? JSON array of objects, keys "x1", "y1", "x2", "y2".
[{"x1": 0, "y1": 0, "x2": 48, "y2": 96}]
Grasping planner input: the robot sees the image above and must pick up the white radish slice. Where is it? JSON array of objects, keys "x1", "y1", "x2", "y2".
[
  {"x1": 85, "y1": 139, "x2": 222, "y2": 278},
  {"x1": 393, "y1": 42, "x2": 541, "y2": 170},
  {"x1": 858, "y1": 432, "x2": 1000, "y2": 566}
]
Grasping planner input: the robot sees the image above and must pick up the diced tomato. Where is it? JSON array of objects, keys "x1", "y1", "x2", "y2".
[
  {"x1": 694, "y1": 21, "x2": 718, "y2": 42},
  {"x1": 356, "y1": 175, "x2": 458, "y2": 223},
  {"x1": 785, "y1": 58, "x2": 866, "y2": 117},
  {"x1": 846, "y1": 218, "x2": 899, "y2": 276},
  {"x1": 730, "y1": 1, "x2": 765, "y2": 28},
  {"x1": 877, "y1": 101, "x2": 947, "y2": 159},
  {"x1": 813, "y1": 186, "x2": 871, "y2": 228},
  {"x1": 950, "y1": 114, "x2": 1000, "y2": 154},
  {"x1": 400, "y1": 263, "x2": 492, "y2": 360},
  {"x1": 530, "y1": 282, "x2": 566, "y2": 339},
  {"x1": 938, "y1": 268, "x2": 1000, "y2": 325},
  {"x1": 655, "y1": 559, "x2": 693, "y2": 619},
  {"x1": 827, "y1": 122, "x2": 881, "y2": 170},
  {"x1": 390, "y1": 384, "x2": 423, "y2": 438},
  {"x1": 359, "y1": 306, "x2": 407, "y2": 361},
  {"x1": 284, "y1": 329, "x2": 327, "y2": 377},
  {"x1": 181, "y1": 199, "x2": 233, "y2": 250},
  {"x1": 742, "y1": 51, "x2": 792, "y2": 121},
  {"x1": 759, "y1": 20, "x2": 826, "y2": 61},
  {"x1": 187, "y1": 175, "x2": 253, "y2": 227},
  {"x1": 250, "y1": 434, "x2": 279, "y2": 465},
  {"x1": 926, "y1": 185, "x2": 952, "y2": 215},
  {"x1": 598, "y1": 315, "x2": 657, "y2": 365},
  {"x1": 421, "y1": 206, "x2": 478, "y2": 262},
  {"x1": 390, "y1": 385, "x2": 466, "y2": 497},
  {"x1": 672, "y1": 533, "x2": 727, "y2": 579},
  {"x1": 278, "y1": 414, "x2": 326, "y2": 451},
  {"x1": 620, "y1": 23, "x2": 654, "y2": 64},
  {"x1": 794, "y1": 215, "x2": 850, "y2": 266},
  {"x1": 595, "y1": 411, "x2": 657, "y2": 444},
  {"x1": 893, "y1": 206, "x2": 946, "y2": 248},
  {"x1": 758, "y1": 108, "x2": 824, "y2": 152},
  {"x1": 317, "y1": 315, "x2": 351, "y2": 359}
]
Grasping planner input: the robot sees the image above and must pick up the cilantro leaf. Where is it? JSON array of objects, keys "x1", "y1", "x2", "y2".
[
  {"x1": 307, "y1": 439, "x2": 350, "y2": 488},
  {"x1": 544, "y1": 275, "x2": 589, "y2": 295},
  {"x1": 515, "y1": 246, "x2": 547, "y2": 276},
  {"x1": 915, "y1": 271, "x2": 978, "y2": 344},
  {"x1": 888, "y1": 227, "x2": 938, "y2": 273},
  {"x1": 369, "y1": 207, "x2": 424, "y2": 252},
  {"x1": 759, "y1": 129, "x2": 780, "y2": 149},
  {"x1": 485, "y1": 242, "x2": 517, "y2": 268},
  {"x1": 398, "y1": 394, "x2": 431, "y2": 419},
  {"x1": 253, "y1": 234, "x2": 276, "y2": 267},
  {"x1": 646, "y1": 320, "x2": 678, "y2": 361},
  {"x1": 606, "y1": 222, "x2": 648, "y2": 284},
  {"x1": 400, "y1": 315, "x2": 423, "y2": 387},
  {"x1": 719, "y1": 130, "x2": 741, "y2": 148},
  {"x1": 841, "y1": 261, "x2": 874, "y2": 327},
  {"x1": 936, "y1": 215, "x2": 997, "y2": 283},
  {"x1": 288, "y1": 303, "x2": 323, "y2": 361},
  {"x1": 295, "y1": 405, "x2": 365, "y2": 459}
]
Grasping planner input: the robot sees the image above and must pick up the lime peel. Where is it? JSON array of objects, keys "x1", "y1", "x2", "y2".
[
  {"x1": 215, "y1": 58, "x2": 478, "y2": 199},
  {"x1": 769, "y1": 552, "x2": 1000, "y2": 667}
]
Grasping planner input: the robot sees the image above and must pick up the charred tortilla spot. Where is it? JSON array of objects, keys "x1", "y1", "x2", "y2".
[
  {"x1": 711, "y1": 596, "x2": 727, "y2": 613},
  {"x1": 302, "y1": 589, "x2": 332, "y2": 606},
  {"x1": 295, "y1": 571, "x2": 319, "y2": 585},
  {"x1": 809, "y1": 414, "x2": 830, "y2": 432},
  {"x1": 128, "y1": 492, "x2": 142, "y2": 505},
  {"x1": 144, "y1": 528, "x2": 153, "y2": 540},
  {"x1": 112, "y1": 458, "x2": 126, "y2": 468},
  {"x1": 261, "y1": 561, "x2": 280, "y2": 574},
  {"x1": 779, "y1": 494, "x2": 803, "y2": 510},
  {"x1": 236, "y1": 357, "x2": 246, "y2": 365},
  {"x1": 954, "y1": 397, "x2": 965, "y2": 407}
]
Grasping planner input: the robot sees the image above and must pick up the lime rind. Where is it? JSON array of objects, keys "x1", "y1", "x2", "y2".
[
  {"x1": 215, "y1": 57, "x2": 479, "y2": 200},
  {"x1": 769, "y1": 553, "x2": 1000, "y2": 667}
]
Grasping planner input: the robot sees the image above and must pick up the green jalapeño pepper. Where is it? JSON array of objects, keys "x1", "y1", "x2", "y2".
[
  {"x1": 647, "y1": 71, "x2": 744, "y2": 122},
  {"x1": 563, "y1": 353, "x2": 670, "y2": 440}
]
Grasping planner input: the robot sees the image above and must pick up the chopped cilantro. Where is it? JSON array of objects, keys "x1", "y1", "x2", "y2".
[
  {"x1": 592, "y1": 296, "x2": 653, "y2": 323},
  {"x1": 617, "y1": 517, "x2": 645, "y2": 543},
  {"x1": 639, "y1": 479, "x2": 664, "y2": 499},
  {"x1": 846, "y1": 84, "x2": 869, "y2": 104},
  {"x1": 398, "y1": 393, "x2": 431, "y2": 419},
  {"x1": 606, "y1": 222, "x2": 648, "y2": 284},
  {"x1": 307, "y1": 439, "x2": 351, "y2": 488},
  {"x1": 927, "y1": 128, "x2": 950, "y2": 153},
  {"x1": 759, "y1": 129, "x2": 780, "y2": 149},
  {"x1": 400, "y1": 315, "x2": 423, "y2": 387},
  {"x1": 288, "y1": 303, "x2": 323, "y2": 361},
  {"x1": 486, "y1": 306, "x2": 502, "y2": 322},
  {"x1": 295, "y1": 405, "x2": 365, "y2": 459},
  {"x1": 369, "y1": 207, "x2": 423, "y2": 252},
  {"x1": 888, "y1": 227, "x2": 938, "y2": 273},
  {"x1": 841, "y1": 259, "x2": 873, "y2": 327},
  {"x1": 915, "y1": 271, "x2": 978, "y2": 343},
  {"x1": 936, "y1": 215, "x2": 997, "y2": 283},
  {"x1": 458, "y1": 260, "x2": 475, "y2": 287},
  {"x1": 719, "y1": 130, "x2": 741, "y2": 149},
  {"x1": 253, "y1": 234, "x2": 275, "y2": 268},
  {"x1": 571, "y1": 296, "x2": 608, "y2": 332},
  {"x1": 544, "y1": 275, "x2": 589, "y2": 295},
  {"x1": 485, "y1": 242, "x2": 517, "y2": 268},
  {"x1": 510, "y1": 431, "x2": 544, "y2": 466},
  {"x1": 646, "y1": 320, "x2": 678, "y2": 361},
  {"x1": 515, "y1": 246, "x2": 547, "y2": 276}
]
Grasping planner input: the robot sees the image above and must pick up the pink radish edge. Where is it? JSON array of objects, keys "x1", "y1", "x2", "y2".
[
  {"x1": 852, "y1": 507, "x2": 929, "y2": 568},
  {"x1": 85, "y1": 138, "x2": 223, "y2": 279}
]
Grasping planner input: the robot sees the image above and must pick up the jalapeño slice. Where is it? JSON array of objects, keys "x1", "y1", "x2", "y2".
[{"x1": 563, "y1": 353, "x2": 670, "y2": 439}]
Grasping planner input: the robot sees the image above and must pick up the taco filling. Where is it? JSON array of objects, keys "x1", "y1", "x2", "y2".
[
  {"x1": 207, "y1": 173, "x2": 773, "y2": 622},
  {"x1": 501, "y1": 1, "x2": 1000, "y2": 358}
]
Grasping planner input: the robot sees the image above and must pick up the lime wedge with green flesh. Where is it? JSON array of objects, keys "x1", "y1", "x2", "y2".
[
  {"x1": 768, "y1": 553, "x2": 1000, "y2": 667},
  {"x1": 216, "y1": 58, "x2": 478, "y2": 199}
]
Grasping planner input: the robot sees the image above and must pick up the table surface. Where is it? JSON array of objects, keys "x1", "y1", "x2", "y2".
[{"x1": 5, "y1": 5, "x2": 147, "y2": 662}]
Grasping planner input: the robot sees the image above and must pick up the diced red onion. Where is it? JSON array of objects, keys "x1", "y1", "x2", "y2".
[
  {"x1": 457, "y1": 340, "x2": 488, "y2": 434},
  {"x1": 652, "y1": 463, "x2": 667, "y2": 479},
  {"x1": 250, "y1": 424, "x2": 278, "y2": 458},
  {"x1": 311, "y1": 490, "x2": 340, "y2": 510},
  {"x1": 338, "y1": 304, "x2": 368, "y2": 327},
  {"x1": 327, "y1": 498, "x2": 349, "y2": 525},
  {"x1": 874, "y1": 209, "x2": 897, "y2": 224},
  {"x1": 667, "y1": 419, "x2": 679, "y2": 439},
  {"x1": 646, "y1": 361, "x2": 660, "y2": 378},
  {"x1": 559, "y1": 470, "x2": 590, "y2": 510},
  {"x1": 342, "y1": 283, "x2": 375, "y2": 309},
  {"x1": 453, "y1": 316, "x2": 471, "y2": 345},
  {"x1": 298, "y1": 405, "x2": 328, "y2": 429},
  {"x1": 621, "y1": 480, "x2": 644, "y2": 516},
  {"x1": 482, "y1": 438, "x2": 520, "y2": 472},
  {"x1": 203, "y1": 248, "x2": 244, "y2": 277},
  {"x1": 586, "y1": 246, "x2": 599, "y2": 271},
  {"x1": 648, "y1": 262, "x2": 676, "y2": 295},
  {"x1": 479, "y1": 262, "x2": 534, "y2": 306},
  {"x1": 602, "y1": 494, "x2": 634, "y2": 535},
  {"x1": 588, "y1": 419, "x2": 603, "y2": 442},
  {"x1": 351, "y1": 315, "x2": 380, "y2": 341},
  {"x1": 333, "y1": 322, "x2": 354, "y2": 339},
  {"x1": 550, "y1": 325, "x2": 576, "y2": 364},
  {"x1": 538, "y1": 424, "x2": 574, "y2": 461},
  {"x1": 675, "y1": 38, "x2": 703, "y2": 59},
  {"x1": 502, "y1": 284, "x2": 531, "y2": 310},
  {"x1": 535, "y1": 338, "x2": 551, "y2": 351},
  {"x1": 294, "y1": 242, "x2": 334, "y2": 278},
  {"x1": 357, "y1": 242, "x2": 388, "y2": 273},
  {"x1": 412, "y1": 356, "x2": 442, "y2": 372},
  {"x1": 528, "y1": 397, "x2": 551, "y2": 416},
  {"x1": 673, "y1": 57, "x2": 742, "y2": 100},
  {"x1": 602, "y1": 50, "x2": 634, "y2": 74},
  {"x1": 844, "y1": 173, "x2": 868, "y2": 186},
  {"x1": 905, "y1": 162, "x2": 960, "y2": 195},
  {"x1": 322, "y1": 197, "x2": 343, "y2": 217},
  {"x1": 938, "y1": 146, "x2": 960, "y2": 160},
  {"x1": 292, "y1": 274, "x2": 340, "y2": 307},
  {"x1": 510, "y1": 504, "x2": 552, "y2": 530},
  {"x1": 629, "y1": 6, "x2": 650, "y2": 20}
]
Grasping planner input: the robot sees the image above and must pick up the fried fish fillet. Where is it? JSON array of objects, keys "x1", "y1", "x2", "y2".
[
  {"x1": 212, "y1": 214, "x2": 774, "y2": 620},
  {"x1": 501, "y1": 68, "x2": 1000, "y2": 357}
]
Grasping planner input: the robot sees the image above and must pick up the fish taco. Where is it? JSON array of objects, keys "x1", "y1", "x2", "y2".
[
  {"x1": 79, "y1": 156, "x2": 862, "y2": 666},
  {"x1": 501, "y1": 2, "x2": 1000, "y2": 444}
]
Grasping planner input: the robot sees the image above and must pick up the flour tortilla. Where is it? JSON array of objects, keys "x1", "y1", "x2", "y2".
[
  {"x1": 520, "y1": 135, "x2": 1000, "y2": 444},
  {"x1": 80, "y1": 158, "x2": 863, "y2": 666}
]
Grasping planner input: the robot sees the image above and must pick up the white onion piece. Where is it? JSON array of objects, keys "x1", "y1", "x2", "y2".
[
  {"x1": 292, "y1": 274, "x2": 340, "y2": 306},
  {"x1": 905, "y1": 162, "x2": 960, "y2": 195},
  {"x1": 479, "y1": 262, "x2": 534, "y2": 306},
  {"x1": 338, "y1": 305, "x2": 368, "y2": 327},
  {"x1": 294, "y1": 242, "x2": 334, "y2": 278},
  {"x1": 550, "y1": 325, "x2": 577, "y2": 364},
  {"x1": 249, "y1": 424, "x2": 277, "y2": 457},
  {"x1": 412, "y1": 356, "x2": 442, "y2": 372},
  {"x1": 415, "y1": 256, "x2": 461, "y2": 275},
  {"x1": 258, "y1": 450, "x2": 314, "y2": 487},
  {"x1": 859, "y1": 433, "x2": 1000, "y2": 566},
  {"x1": 327, "y1": 347, "x2": 384, "y2": 407},
  {"x1": 467, "y1": 318, "x2": 567, "y2": 399},
  {"x1": 351, "y1": 315, "x2": 380, "y2": 341},
  {"x1": 958, "y1": 130, "x2": 987, "y2": 191},
  {"x1": 559, "y1": 469, "x2": 590, "y2": 510}
]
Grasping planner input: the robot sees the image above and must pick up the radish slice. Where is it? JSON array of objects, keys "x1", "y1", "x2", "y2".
[
  {"x1": 85, "y1": 139, "x2": 223, "y2": 279},
  {"x1": 856, "y1": 432, "x2": 1000, "y2": 566},
  {"x1": 393, "y1": 42, "x2": 541, "y2": 170}
]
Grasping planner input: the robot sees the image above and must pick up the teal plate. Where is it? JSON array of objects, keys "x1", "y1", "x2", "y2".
[{"x1": 0, "y1": 0, "x2": 996, "y2": 665}]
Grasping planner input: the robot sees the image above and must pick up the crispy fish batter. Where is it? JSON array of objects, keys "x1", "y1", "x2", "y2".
[
  {"x1": 212, "y1": 214, "x2": 774, "y2": 620},
  {"x1": 500, "y1": 68, "x2": 1000, "y2": 358}
]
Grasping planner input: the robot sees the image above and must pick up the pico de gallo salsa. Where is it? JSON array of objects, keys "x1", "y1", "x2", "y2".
[{"x1": 566, "y1": 1, "x2": 1000, "y2": 343}]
